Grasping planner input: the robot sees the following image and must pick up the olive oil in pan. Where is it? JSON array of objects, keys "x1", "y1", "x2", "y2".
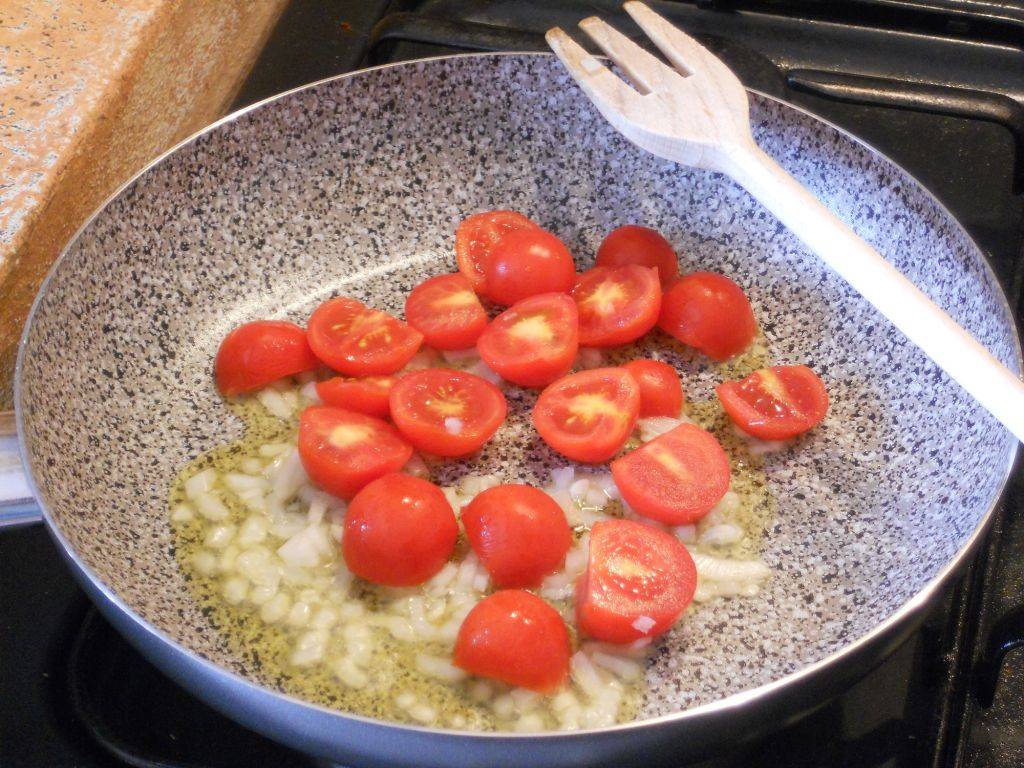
[
  {"x1": 169, "y1": 350, "x2": 775, "y2": 729},
  {"x1": 170, "y1": 399, "x2": 640, "y2": 729}
]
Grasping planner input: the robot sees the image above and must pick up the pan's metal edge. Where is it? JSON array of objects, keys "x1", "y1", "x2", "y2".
[{"x1": 13, "y1": 50, "x2": 1022, "y2": 744}]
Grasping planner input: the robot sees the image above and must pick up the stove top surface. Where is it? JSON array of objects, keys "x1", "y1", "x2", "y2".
[{"x1": 5, "y1": 2, "x2": 1024, "y2": 766}]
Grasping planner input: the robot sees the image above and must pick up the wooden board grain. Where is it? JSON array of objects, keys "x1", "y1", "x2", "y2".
[{"x1": 0, "y1": 0, "x2": 288, "y2": 408}]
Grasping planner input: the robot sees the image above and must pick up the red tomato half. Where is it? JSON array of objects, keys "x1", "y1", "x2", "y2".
[
  {"x1": 571, "y1": 264, "x2": 661, "y2": 347},
  {"x1": 576, "y1": 519, "x2": 697, "y2": 644},
  {"x1": 533, "y1": 368, "x2": 640, "y2": 463},
  {"x1": 298, "y1": 406, "x2": 412, "y2": 500},
  {"x1": 454, "y1": 590, "x2": 571, "y2": 693},
  {"x1": 307, "y1": 297, "x2": 423, "y2": 376},
  {"x1": 484, "y1": 228, "x2": 577, "y2": 306},
  {"x1": 622, "y1": 359, "x2": 684, "y2": 417},
  {"x1": 716, "y1": 364, "x2": 828, "y2": 440},
  {"x1": 596, "y1": 225, "x2": 679, "y2": 286},
  {"x1": 462, "y1": 485, "x2": 572, "y2": 588},
  {"x1": 455, "y1": 210, "x2": 538, "y2": 293},
  {"x1": 611, "y1": 423, "x2": 729, "y2": 525},
  {"x1": 315, "y1": 376, "x2": 397, "y2": 419},
  {"x1": 389, "y1": 369, "x2": 507, "y2": 457},
  {"x1": 405, "y1": 273, "x2": 488, "y2": 351},
  {"x1": 658, "y1": 273, "x2": 757, "y2": 361},
  {"x1": 476, "y1": 293, "x2": 579, "y2": 388},
  {"x1": 343, "y1": 474, "x2": 458, "y2": 586},
  {"x1": 215, "y1": 321, "x2": 319, "y2": 396}
]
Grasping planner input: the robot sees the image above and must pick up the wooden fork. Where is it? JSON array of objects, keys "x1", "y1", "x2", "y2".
[{"x1": 547, "y1": 2, "x2": 1024, "y2": 443}]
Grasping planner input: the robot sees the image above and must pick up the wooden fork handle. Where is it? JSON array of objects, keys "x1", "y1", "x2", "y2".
[{"x1": 719, "y1": 142, "x2": 1024, "y2": 443}]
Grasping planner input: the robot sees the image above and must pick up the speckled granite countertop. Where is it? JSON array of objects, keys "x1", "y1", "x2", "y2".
[{"x1": 0, "y1": 0, "x2": 287, "y2": 409}]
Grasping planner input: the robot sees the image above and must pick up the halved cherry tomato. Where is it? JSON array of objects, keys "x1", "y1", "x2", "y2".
[
  {"x1": 476, "y1": 293, "x2": 579, "y2": 387},
  {"x1": 389, "y1": 369, "x2": 506, "y2": 457},
  {"x1": 342, "y1": 473, "x2": 457, "y2": 586},
  {"x1": 533, "y1": 368, "x2": 640, "y2": 463},
  {"x1": 462, "y1": 484, "x2": 572, "y2": 588},
  {"x1": 298, "y1": 406, "x2": 412, "y2": 499},
  {"x1": 622, "y1": 359, "x2": 684, "y2": 417},
  {"x1": 571, "y1": 264, "x2": 661, "y2": 347},
  {"x1": 315, "y1": 376, "x2": 397, "y2": 419},
  {"x1": 483, "y1": 228, "x2": 577, "y2": 306},
  {"x1": 611, "y1": 423, "x2": 729, "y2": 524},
  {"x1": 307, "y1": 296, "x2": 423, "y2": 375},
  {"x1": 716, "y1": 364, "x2": 828, "y2": 440},
  {"x1": 596, "y1": 225, "x2": 679, "y2": 286},
  {"x1": 576, "y1": 519, "x2": 697, "y2": 644},
  {"x1": 658, "y1": 272, "x2": 757, "y2": 361},
  {"x1": 456, "y1": 210, "x2": 539, "y2": 293},
  {"x1": 215, "y1": 321, "x2": 319, "y2": 396},
  {"x1": 405, "y1": 273, "x2": 488, "y2": 351},
  {"x1": 454, "y1": 590, "x2": 570, "y2": 693}
]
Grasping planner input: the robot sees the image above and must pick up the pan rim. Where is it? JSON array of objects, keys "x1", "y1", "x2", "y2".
[{"x1": 14, "y1": 50, "x2": 1022, "y2": 740}]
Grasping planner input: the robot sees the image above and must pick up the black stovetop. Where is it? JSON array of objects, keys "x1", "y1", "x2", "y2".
[{"x1": 4, "y1": 2, "x2": 1024, "y2": 766}]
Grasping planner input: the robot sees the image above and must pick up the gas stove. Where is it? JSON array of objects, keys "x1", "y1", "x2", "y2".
[{"x1": 4, "y1": 2, "x2": 1024, "y2": 766}]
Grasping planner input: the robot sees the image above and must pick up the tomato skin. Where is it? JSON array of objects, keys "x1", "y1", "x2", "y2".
[
  {"x1": 342, "y1": 474, "x2": 458, "y2": 586},
  {"x1": 611, "y1": 423, "x2": 730, "y2": 525},
  {"x1": 389, "y1": 369, "x2": 507, "y2": 457},
  {"x1": 622, "y1": 359, "x2": 684, "y2": 418},
  {"x1": 533, "y1": 368, "x2": 640, "y2": 463},
  {"x1": 315, "y1": 376, "x2": 397, "y2": 418},
  {"x1": 571, "y1": 265, "x2": 662, "y2": 347},
  {"x1": 454, "y1": 590, "x2": 571, "y2": 693},
  {"x1": 462, "y1": 485, "x2": 572, "y2": 588},
  {"x1": 307, "y1": 296, "x2": 423, "y2": 376},
  {"x1": 215, "y1": 321, "x2": 319, "y2": 396},
  {"x1": 405, "y1": 273, "x2": 488, "y2": 351},
  {"x1": 476, "y1": 293, "x2": 579, "y2": 387},
  {"x1": 297, "y1": 406, "x2": 412, "y2": 500},
  {"x1": 483, "y1": 228, "x2": 577, "y2": 306},
  {"x1": 576, "y1": 519, "x2": 697, "y2": 644},
  {"x1": 657, "y1": 273, "x2": 757, "y2": 361},
  {"x1": 456, "y1": 210, "x2": 538, "y2": 293},
  {"x1": 596, "y1": 225, "x2": 679, "y2": 286},
  {"x1": 716, "y1": 364, "x2": 828, "y2": 440}
]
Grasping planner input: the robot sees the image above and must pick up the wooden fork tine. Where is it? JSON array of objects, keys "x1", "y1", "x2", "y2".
[
  {"x1": 578, "y1": 16, "x2": 678, "y2": 94},
  {"x1": 545, "y1": 27, "x2": 641, "y2": 113},
  {"x1": 623, "y1": 1, "x2": 727, "y2": 80}
]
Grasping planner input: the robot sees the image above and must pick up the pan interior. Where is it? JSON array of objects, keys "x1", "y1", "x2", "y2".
[{"x1": 18, "y1": 55, "x2": 1018, "y2": 722}]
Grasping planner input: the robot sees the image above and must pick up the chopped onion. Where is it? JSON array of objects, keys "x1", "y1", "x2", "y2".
[
  {"x1": 257, "y1": 389, "x2": 293, "y2": 420},
  {"x1": 630, "y1": 615, "x2": 656, "y2": 634},
  {"x1": 637, "y1": 416, "x2": 684, "y2": 442},
  {"x1": 416, "y1": 653, "x2": 467, "y2": 682},
  {"x1": 700, "y1": 523, "x2": 744, "y2": 547},
  {"x1": 278, "y1": 525, "x2": 330, "y2": 568},
  {"x1": 184, "y1": 468, "x2": 217, "y2": 501},
  {"x1": 194, "y1": 493, "x2": 230, "y2": 522},
  {"x1": 170, "y1": 503, "x2": 195, "y2": 523}
]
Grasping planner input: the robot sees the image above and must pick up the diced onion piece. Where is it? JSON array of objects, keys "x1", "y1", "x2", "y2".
[
  {"x1": 194, "y1": 493, "x2": 230, "y2": 522},
  {"x1": 637, "y1": 416, "x2": 685, "y2": 443},
  {"x1": 630, "y1": 615, "x2": 656, "y2": 635},
  {"x1": 415, "y1": 654, "x2": 467, "y2": 682},
  {"x1": 171, "y1": 503, "x2": 195, "y2": 523},
  {"x1": 222, "y1": 576, "x2": 248, "y2": 605},
  {"x1": 260, "y1": 593, "x2": 291, "y2": 623},
  {"x1": 185, "y1": 468, "x2": 217, "y2": 501},
  {"x1": 291, "y1": 629, "x2": 328, "y2": 667},
  {"x1": 204, "y1": 524, "x2": 236, "y2": 549},
  {"x1": 257, "y1": 388, "x2": 293, "y2": 420},
  {"x1": 699, "y1": 523, "x2": 743, "y2": 547}
]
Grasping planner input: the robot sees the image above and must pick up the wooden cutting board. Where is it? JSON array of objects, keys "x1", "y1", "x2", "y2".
[{"x1": 0, "y1": 0, "x2": 288, "y2": 409}]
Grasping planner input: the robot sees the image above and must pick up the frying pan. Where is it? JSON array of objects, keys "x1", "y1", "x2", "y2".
[{"x1": 15, "y1": 54, "x2": 1020, "y2": 767}]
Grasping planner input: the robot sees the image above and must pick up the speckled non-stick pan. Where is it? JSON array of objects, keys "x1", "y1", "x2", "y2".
[{"x1": 15, "y1": 54, "x2": 1021, "y2": 768}]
